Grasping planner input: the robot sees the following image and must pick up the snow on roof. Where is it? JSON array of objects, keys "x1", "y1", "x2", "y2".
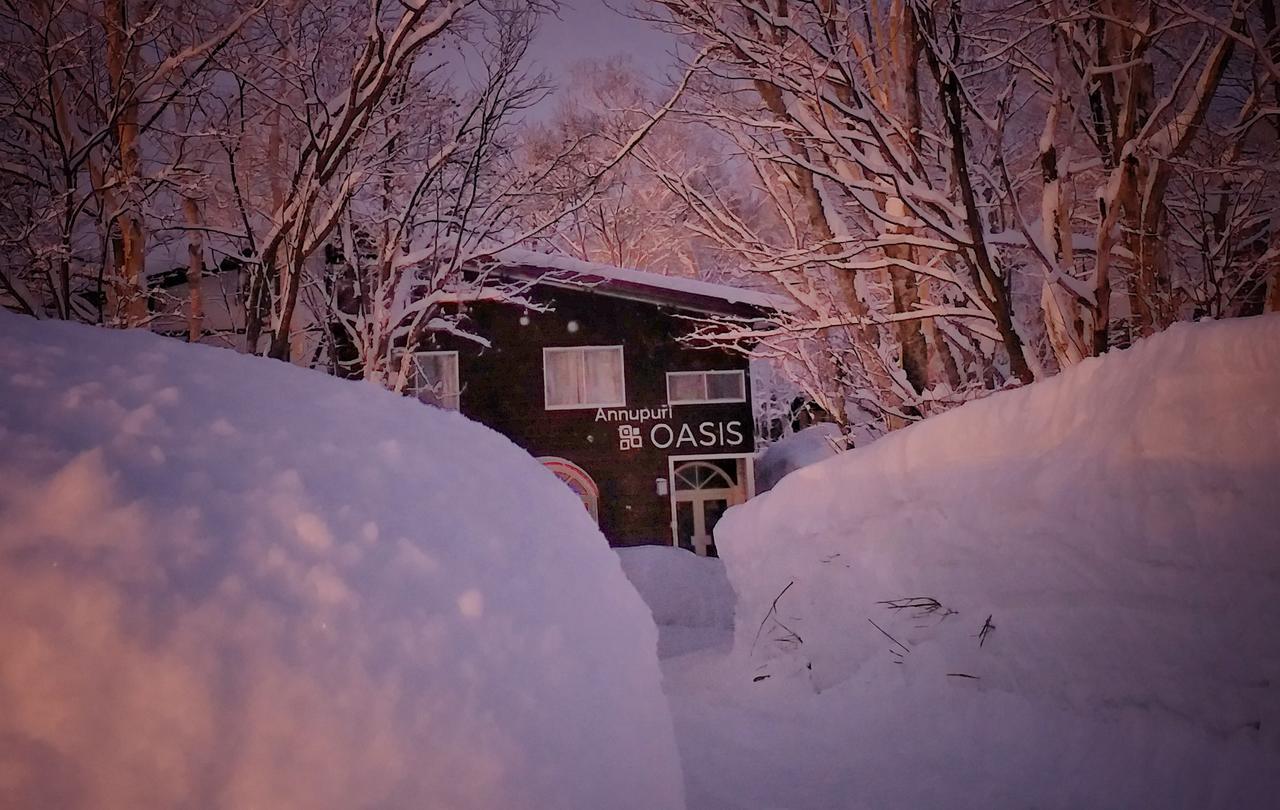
[{"x1": 487, "y1": 248, "x2": 797, "y2": 316}]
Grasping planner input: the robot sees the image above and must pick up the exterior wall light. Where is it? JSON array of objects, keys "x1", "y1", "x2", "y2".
[{"x1": 655, "y1": 477, "x2": 669, "y2": 497}]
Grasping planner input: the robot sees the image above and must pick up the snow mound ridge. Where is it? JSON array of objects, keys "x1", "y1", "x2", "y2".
[
  {"x1": 718, "y1": 315, "x2": 1280, "y2": 745},
  {"x1": 0, "y1": 313, "x2": 684, "y2": 810}
]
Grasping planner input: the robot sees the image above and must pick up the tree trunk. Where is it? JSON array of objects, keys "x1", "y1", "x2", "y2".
[
  {"x1": 746, "y1": 74, "x2": 904, "y2": 422},
  {"x1": 922, "y1": 5, "x2": 1035, "y2": 383},
  {"x1": 183, "y1": 195, "x2": 204, "y2": 342},
  {"x1": 1122, "y1": 164, "x2": 1171, "y2": 337},
  {"x1": 244, "y1": 33, "x2": 293, "y2": 354},
  {"x1": 104, "y1": 0, "x2": 147, "y2": 326},
  {"x1": 243, "y1": 266, "x2": 269, "y2": 353},
  {"x1": 267, "y1": 235, "x2": 307, "y2": 361},
  {"x1": 884, "y1": 6, "x2": 932, "y2": 394},
  {"x1": 919, "y1": 276, "x2": 962, "y2": 389},
  {"x1": 1089, "y1": 2, "x2": 1154, "y2": 349}
]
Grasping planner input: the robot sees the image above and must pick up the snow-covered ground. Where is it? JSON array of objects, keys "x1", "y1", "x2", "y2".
[
  {"x1": 0, "y1": 313, "x2": 684, "y2": 810},
  {"x1": 653, "y1": 315, "x2": 1280, "y2": 809},
  {"x1": 618, "y1": 546, "x2": 735, "y2": 659},
  {"x1": 4, "y1": 311, "x2": 1278, "y2": 810}
]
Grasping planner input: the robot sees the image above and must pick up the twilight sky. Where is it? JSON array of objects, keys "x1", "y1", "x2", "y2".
[{"x1": 528, "y1": 0, "x2": 677, "y2": 99}]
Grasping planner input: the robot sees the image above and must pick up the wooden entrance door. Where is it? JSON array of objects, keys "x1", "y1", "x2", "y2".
[{"x1": 672, "y1": 460, "x2": 746, "y2": 557}]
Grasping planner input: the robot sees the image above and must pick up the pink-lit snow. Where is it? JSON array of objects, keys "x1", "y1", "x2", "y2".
[
  {"x1": 660, "y1": 314, "x2": 1280, "y2": 809},
  {"x1": 0, "y1": 313, "x2": 684, "y2": 810},
  {"x1": 3, "y1": 309, "x2": 1279, "y2": 810},
  {"x1": 490, "y1": 247, "x2": 798, "y2": 313}
]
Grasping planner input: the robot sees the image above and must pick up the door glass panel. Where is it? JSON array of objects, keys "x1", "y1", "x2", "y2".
[
  {"x1": 676, "y1": 501, "x2": 695, "y2": 552},
  {"x1": 703, "y1": 498, "x2": 729, "y2": 558}
]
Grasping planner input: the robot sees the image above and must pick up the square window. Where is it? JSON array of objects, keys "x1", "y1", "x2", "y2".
[
  {"x1": 393, "y1": 350, "x2": 460, "y2": 409},
  {"x1": 667, "y1": 370, "x2": 746, "y2": 405},
  {"x1": 544, "y1": 346, "x2": 626, "y2": 409}
]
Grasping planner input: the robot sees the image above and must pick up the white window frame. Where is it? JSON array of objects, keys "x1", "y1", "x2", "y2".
[
  {"x1": 666, "y1": 369, "x2": 746, "y2": 406},
  {"x1": 393, "y1": 349, "x2": 461, "y2": 410},
  {"x1": 666, "y1": 453, "x2": 756, "y2": 550},
  {"x1": 543, "y1": 345, "x2": 627, "y2": 410}
]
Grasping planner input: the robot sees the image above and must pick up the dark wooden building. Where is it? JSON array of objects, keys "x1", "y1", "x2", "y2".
[{"x1": 409, "y1": 251, "x2": 789, "y2": 555}]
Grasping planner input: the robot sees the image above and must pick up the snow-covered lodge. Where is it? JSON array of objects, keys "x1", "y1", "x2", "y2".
[
  {"x1": 402, "y1": 252, "x2": 790, "y2": 555},
  {"x1": 147, "y1": 250, "x2": 790, "y2": 554}
]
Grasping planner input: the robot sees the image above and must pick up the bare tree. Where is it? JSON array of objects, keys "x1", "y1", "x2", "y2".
[
  {"x1": 0, "y1": 0, "x2": 262, "y2": 324},
  {"x1": 321, "y1": 4, "x2": 558, "y2": 388},
  {"x1": 631, "y1": 0, "x2": 1277, "y2": 437},
  {"x1": 521, "y1": 58, "x2": 737, "y2": 278},
  {"x1": 280, "y1": 5, "x2": 710, "y2": 384}
]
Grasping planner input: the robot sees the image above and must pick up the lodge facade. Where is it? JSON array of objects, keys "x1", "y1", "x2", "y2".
[
  {"x1": 146, "y1": 249, "x2": 786, "y2": 554},
  {"x1": 404, "y1": 252, "x2": 788, "y2": 555}
]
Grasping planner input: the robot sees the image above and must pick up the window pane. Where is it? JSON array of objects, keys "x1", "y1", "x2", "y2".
[
  {"x1": 546, "y1": 347, "x2": 624, "y2": 408},
  {"x1": 414, "y1": 352, "x2": 459, "y2": 410},
  {"x1": 545, "y1": 350, "x2": 585, "y2": 408},
  {"x1": 583, "y1": 347, "x2": 624, "y2": 405},
  {"x1": 668, "y1": 373, "x2": 705, "y2": 403},
  {"x1": 706, "y1": 371, "x2": 744, "y2": 401}
]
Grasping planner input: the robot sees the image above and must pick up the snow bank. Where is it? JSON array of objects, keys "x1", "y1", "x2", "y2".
[
  {"x1": 714, "y1": 316, "x2": 1280, "y2": 803},
  {"x1": 617, "y1": 547, "x2": 735, "y2": 659},
  {"x1": 618, "y1": 547, "x2": 735, "y2": 630},
  {"x1": 0, "y1": 313, "x2": 684, "y2": 810},
  {"x1": 754, "y1": 423, "x2": 843, "y2": 493}
]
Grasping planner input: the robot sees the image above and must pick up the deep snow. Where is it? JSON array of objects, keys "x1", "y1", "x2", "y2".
[
  {"x1": 665, "y1": 315, "x2": 1280, "y2": 809},
  {"x1": 618, "y1": 546, "x2": 735, "y2": 659},
  {"x1": 753, "y1": 422, "x2": 843, "y2": 493},
  {"x1": 4, "y1": 310, "x2": 1278, "y2": 810},
  {"x1": 0, "y1": 313, "x2": 684, "y2": 810}
]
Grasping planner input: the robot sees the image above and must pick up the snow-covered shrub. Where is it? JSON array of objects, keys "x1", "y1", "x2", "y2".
[{"x1": 0, "y1": 314, "x2": 684, "y2": 810}]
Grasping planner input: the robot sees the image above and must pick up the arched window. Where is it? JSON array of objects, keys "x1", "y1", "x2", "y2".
[
  {"x1": 673, "y1": 461, "x2": 736, "y2": 492},
  {"x1": 537, "y1": 457, "x2": 600, "y2": 524}
]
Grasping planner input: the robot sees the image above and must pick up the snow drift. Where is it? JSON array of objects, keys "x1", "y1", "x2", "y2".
[
  {"x1": 0, "y1": 313, "x2": 684, "y2": 810},
  {"x1": 714, "y1": 316, "x2": 1280, "y2": 804},
  {"x1": 617, "y1": 546, "x2": 735, "y2": 659},
  {"x1": 618, "y1": 547, "x2": 735, "y2": 631},
  {"x1": 753, "y1": 422, "x2": 842, "y2": 493}
]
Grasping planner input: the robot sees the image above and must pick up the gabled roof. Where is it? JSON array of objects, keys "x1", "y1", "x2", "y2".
[{"x1": 482, "y1": 248, "x2": 796, "y2": 317}]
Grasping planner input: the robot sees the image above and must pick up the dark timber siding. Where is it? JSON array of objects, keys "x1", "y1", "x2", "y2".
[{"x1": 429, "y1": 284, "x2": 755, "y2": 547}]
